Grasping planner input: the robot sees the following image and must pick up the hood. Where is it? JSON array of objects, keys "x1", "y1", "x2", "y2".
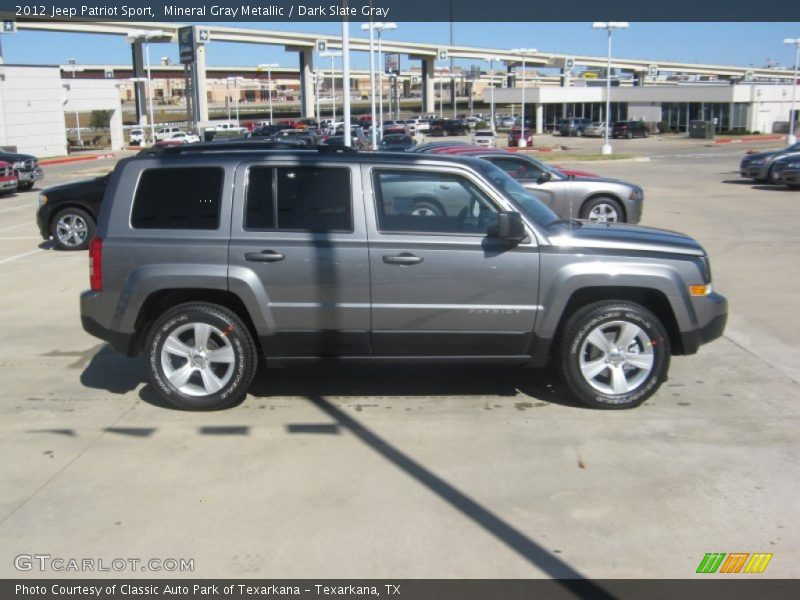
[
  {"x1": 546, "y1": 221, "x2": 704, "y2": 256},
  {"x1": 564, "y1": 175, "x2": 637, "y2": 188},
  {"x1": 742, "y1": 150, "x2": 780, "y2": 162},
  {"x1": 43, "y1": 175, "x2": 109, "y2": 197},
  {"x1": 0, "y1": 152, "x2": 37, "y2": 162}
]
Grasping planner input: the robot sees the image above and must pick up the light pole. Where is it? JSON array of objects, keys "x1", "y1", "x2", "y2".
[
  {"x1": 439, "y1": 68, "x2": 444, "y2": 118},
  {"x1": 321, "y1": 50, "x2": 342, "y2": 125},
  {"x1": 342, "y1": 17, "x2": 352, "y2": 147},
  {"x1": 127, "y1": 30, "x2": 166, "y2": 145},
  {"x1": 510, "y1": 48, "x2": 536, "y2": 147},
  {"x1": 226, "y1": 76, "x2": 244, "y2": 125},
  {"x1": 485, "y1": 56, "x2": 501, "y2": 132},
  {"x1": 360, "y1": 22, "x2": 378, "y2": 149},
  {"x1": 258, "y1": 63, "x2": 279, "y2": 124},
  {"x1": 376, "y1": 23, "x2": 397, "y2": 136},
  {"x1": 66, "y1": 58, "x2": 84, "y2": 146},
  {"x1": 593, "y1": 22, "x2": 629, "y2": 155},
  {"x1": 785, "y1": 37, "x2": 800, "y2": 144}
]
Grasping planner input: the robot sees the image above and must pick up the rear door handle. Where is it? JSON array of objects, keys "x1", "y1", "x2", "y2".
[
  {"x1": 245, "y1": 250, "x2": 285, "y2": 263},
  {"x1": 382, "y1": 253, "x2": 423, "y2": 265}
]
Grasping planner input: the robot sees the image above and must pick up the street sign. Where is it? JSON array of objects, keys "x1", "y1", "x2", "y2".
[
  {"x1": 648, "y1": 64, "x2": 659, "y2": 77},
  {"x1": 2, "y1": 21, "x2": 16, "y2": 34},
  {"x1": 104, "y1": 68, "x2": 114, "y2": 79},
  {"x1": 195, "y1": 27, "x2": 210, "y2": 44},
  {"x1": 316, "y1": 39, "x2": 328, "y2": 53},
  {"x1": 385, "y1": 53, "x2": 400, "y2": 75},
  {"x1": 178, "y1": 26, "x2": 195, "y2": 64},
  {"x1": 437, "y1": 48, "x2": 448, "y2": 62},
  {"x1": 565, "y1": 57, "x2": 575, "y2": 70},
  {"x1": 411, "y1": 76, "x2": 420, "y2": 85}
]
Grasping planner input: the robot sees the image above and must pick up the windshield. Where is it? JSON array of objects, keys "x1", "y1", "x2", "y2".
[{"x1": 473, "y1": 161, "x2": 559, "y2": 226}]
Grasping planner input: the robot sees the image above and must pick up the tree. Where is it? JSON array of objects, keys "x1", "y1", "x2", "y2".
[{"x1": 89, "y1": 110, "x2": 113, "y2": 129}]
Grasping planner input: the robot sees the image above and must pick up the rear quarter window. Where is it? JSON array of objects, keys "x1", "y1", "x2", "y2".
[{"x1": 131, "y1": 167, "x2": 224, "y2": 230}]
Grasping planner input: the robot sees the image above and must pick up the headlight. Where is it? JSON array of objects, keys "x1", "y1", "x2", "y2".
[
  {"x1": 748, "y1": 158, "x2": 766, "y2": 166},
  {"x1": 38, "y1": 194, "x2": 47, "y2": 206},
  {"x1": 788, "y1": 162, "x2": 800, "y2": 169},
  {"x1": 629, "y1": 188, "x2": 643, "y2": 201},
  {"x1": 13, "y1": 161, "x2": 24, "y2": 169}
]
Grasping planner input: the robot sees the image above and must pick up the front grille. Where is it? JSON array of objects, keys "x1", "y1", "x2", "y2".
[{"x1": 1, "y1": 167, "x2": 12, "y2": 177}]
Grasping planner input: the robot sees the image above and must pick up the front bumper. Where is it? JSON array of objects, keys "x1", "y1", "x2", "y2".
[
  {"x1": 36, "y1": 204, "x2": 50, "y2": 239},
  {"x1": 679, "y1": 292, "x2": 728, "y2": 355},
  {"x1": 0, "y1": 177, "x2": 18, "y2": 192},
  {"x1": 17, "y1": 167, "x2": 44, "y2": 185},
  {"x1": 781, "y1": 170, "x2": 800, "y2": 185},
  {"x1": 740, "y1": 164, "x2": 768, "y2": 180}
]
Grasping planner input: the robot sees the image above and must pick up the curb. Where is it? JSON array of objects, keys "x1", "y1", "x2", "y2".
[
  {"x1": 713, "y1": 135, "x2": 785, "y2": 145},
  {"x1": 40, "y1": 153, "x2": 116, "y2": 166}
]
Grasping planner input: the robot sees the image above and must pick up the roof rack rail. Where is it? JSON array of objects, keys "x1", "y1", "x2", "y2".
[
  {"x1": 317, "y1": 145, "x2": 359, "y2": 154},
  {"x1": 136, "y1": 140, "x2": 310, "y2": 156}
]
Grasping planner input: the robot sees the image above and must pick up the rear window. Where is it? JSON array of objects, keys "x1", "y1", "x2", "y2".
[
  {"x1": 131, "y1": 167, "x2": 224, "y2": 230},
  {"x1": 245, "y1": 166, "x2": 352, "y2": 232}
]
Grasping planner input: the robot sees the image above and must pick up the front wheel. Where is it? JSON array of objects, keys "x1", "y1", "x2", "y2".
[
  {"x1": 18, "y1": 181, "x2": 34, "y2": 191},
  {"x1": 145, "y1": 302, "x2": 257, "y2": 410},
  {"x1": 52, "y1": 207, "x2": 95, "y2": 251},
  {"x1": 559, "y1": 301, "x2": 671, "y2": 409}
]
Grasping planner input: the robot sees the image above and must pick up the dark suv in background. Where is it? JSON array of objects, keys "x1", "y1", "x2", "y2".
[
  {"x1": 37, "y1": 174, "x2": 109, "y2": 250},
  {"x1": 80, "y1": 143, "x2": 726, "y2": 412},
  {"x1": 0, "y1": 150, "x2": 44, "y2": 191},
  {"x1": 612, "y1": 121, "x2": 650, "y2": 139}
]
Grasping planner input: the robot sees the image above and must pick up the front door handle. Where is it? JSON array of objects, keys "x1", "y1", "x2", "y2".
[
  {"x1": 382, "y1": 253, "x2": 423, "y2": 265},
  {"x1": 245, "y1": 250, "x2": 285, "y2": 263}
]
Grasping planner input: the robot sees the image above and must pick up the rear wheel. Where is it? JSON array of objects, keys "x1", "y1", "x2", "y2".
[
  {"x1": 580, "y1": 196, "x2": 624, "y2": 223},
  {"x1": 559, "y1": 301, "x2": 671, "y2": 409},
  {"x1": 145, "y1": 303, "x2": 257, "y2": 410}
]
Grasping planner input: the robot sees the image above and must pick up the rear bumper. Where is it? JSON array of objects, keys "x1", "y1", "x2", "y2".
[
  {"x1": 81, "y1": 290, "x2": 137, "y2": 356},
  {"x1": 679, "y1": 292, "x2": 728, "y2": 355}
]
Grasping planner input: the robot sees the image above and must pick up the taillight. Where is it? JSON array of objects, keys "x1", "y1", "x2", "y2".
[{"x1": 89, "y1": 237, "x2": 103, "y2": 291}]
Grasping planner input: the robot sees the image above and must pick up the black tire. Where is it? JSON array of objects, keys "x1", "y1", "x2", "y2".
[
  {"x1": 51, "y1": 207, "x2": 96, "y2": 251},
  {"x1": 18, "y1": 181, "x2": 34, "y2": 191},
  {"x1": 144, "y1": 302, "x2": 257, "y2": 410},
  {"x1": 579, "y1": 196, "x2": 625, "y2": 223},
  {"x1": 559, "y1": 301, "x2": 671, "y2": 409}
]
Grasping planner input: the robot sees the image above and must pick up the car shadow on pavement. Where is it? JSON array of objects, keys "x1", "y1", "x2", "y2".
[
  {"x1": 80, "y1": 343, "x2": 144, "y2": 395},
  {"x1": 750, "y1": 185, "x2": 798, "y2": 192},
  {"x1": 720, "y1": 179, "x2": 761, "y2": 185}
]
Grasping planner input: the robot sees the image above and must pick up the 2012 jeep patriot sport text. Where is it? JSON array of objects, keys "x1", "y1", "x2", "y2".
[{"x1": 80, "y1": 144, "x2": 727, "y2": 410}]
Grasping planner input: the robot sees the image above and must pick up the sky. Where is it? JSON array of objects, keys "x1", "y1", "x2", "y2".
[{"x1": 3, "y1": 22, "x2": 800, "y2": 71}]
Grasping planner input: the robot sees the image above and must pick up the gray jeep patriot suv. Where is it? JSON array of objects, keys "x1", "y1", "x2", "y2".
[{"x1": 80, "y1": 143, "x2": 727, "y2": 410}]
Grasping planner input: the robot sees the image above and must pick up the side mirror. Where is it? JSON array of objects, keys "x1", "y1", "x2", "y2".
[
  {"x1": 537, "y1": 172, "x2": 552, "y2": 185},
  {"x1": 489, "y1": 211, "x2": 527, "y2": 242}
]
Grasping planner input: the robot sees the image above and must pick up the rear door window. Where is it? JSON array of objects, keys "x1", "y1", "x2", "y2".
[
  {"x1": 245, "y1": 166, "x2": 353, "y2": 232},
  {"x1": 131, "y1": 167, "x2": 224, "y2": 230}
]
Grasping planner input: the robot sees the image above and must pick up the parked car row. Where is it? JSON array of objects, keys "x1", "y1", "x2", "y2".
[
  {"x1": 739, "y1": 142, "x2": 800, "y2": 186},
  {"x1": 0, "y1": 150, "x2": 43, "y2": 192},
  {"x1": 411, "y1": 143, "x2": 644, "y2": 224}
]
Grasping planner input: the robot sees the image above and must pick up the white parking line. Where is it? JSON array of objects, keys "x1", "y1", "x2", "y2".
[
  {"x1": 0, "y1": 248, "x2": 41, "y2": 265},
  {"x1": 0, "y1": 222, "x2": 30, "y2": 231},
  {"x1": 0, "y1": 204, "x2": 34, "y2": 215}
]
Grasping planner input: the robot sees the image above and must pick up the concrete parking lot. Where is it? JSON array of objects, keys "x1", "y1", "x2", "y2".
[{"x1": 0, "y1": 140, "x2": 797, "y2": 579}]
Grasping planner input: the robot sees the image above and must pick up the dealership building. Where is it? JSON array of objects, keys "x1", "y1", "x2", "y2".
[{"x1": 0, "y1": 20, "x2": 798, "y2": 154}]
